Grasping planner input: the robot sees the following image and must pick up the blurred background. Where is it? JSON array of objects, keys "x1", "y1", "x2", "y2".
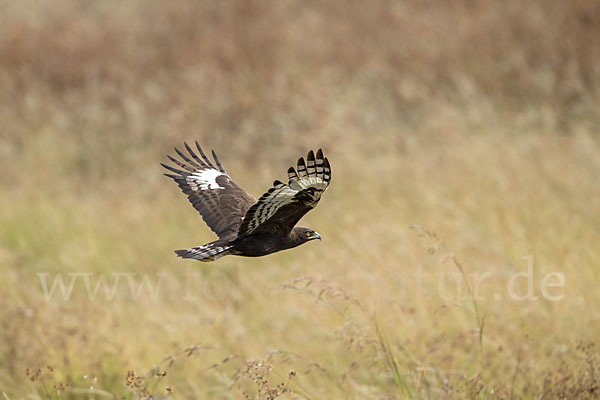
[{"x1": 1, "y1": 0, "x2": 599, "y2": 398}]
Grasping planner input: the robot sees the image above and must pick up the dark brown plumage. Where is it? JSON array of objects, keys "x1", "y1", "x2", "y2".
[{"x1": 161, "y1": 143, "x2": 331, "y2": 262}]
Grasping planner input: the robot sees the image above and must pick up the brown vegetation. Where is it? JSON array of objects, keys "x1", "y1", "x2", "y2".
[{"x1": 1, "y1": 0, "x2": 599, "y2": 398}]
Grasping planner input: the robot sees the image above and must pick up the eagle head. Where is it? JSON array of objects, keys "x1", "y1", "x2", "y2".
[{"x1": 292, "y1": 227, "x2": 322, "y2": 244}]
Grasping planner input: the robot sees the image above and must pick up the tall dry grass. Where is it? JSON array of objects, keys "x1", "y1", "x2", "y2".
[{"x1": 1, "y1": 0, "x2": 599, "y2": 398}]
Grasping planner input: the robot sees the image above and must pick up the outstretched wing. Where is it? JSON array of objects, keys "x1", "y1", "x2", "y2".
[
  {"x1": 161, "y1": 142, "x2": 256, "y2": 239},
  {"x1": 237, "y1": 149, "x2": 331, "y2": 237}
]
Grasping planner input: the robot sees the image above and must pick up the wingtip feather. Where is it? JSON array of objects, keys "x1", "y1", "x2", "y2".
[
  {"x1": 306, "y1": 150, "x2": 316, "y2": 177},
  {"x1": 195, "y1": 142, "x2": 215, "y2": 168},
  {"x1": 211, "y1": 149, "x2": 228, "y2": 174},
  {"x1": 161, "y1": 163, "x2": 185, "y2": 175},
  {"x1": 287, "y1": 166, "x2": 299, "y2": 180},
  {"x1": 184, "y1": 141, "x2": 207, "y2": 168},
  {"x1": 297, "y1": 157, "x2": 307, "y2": 177}
]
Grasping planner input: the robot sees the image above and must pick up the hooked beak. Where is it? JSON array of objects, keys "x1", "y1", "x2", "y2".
[{"x1": 312, "y1": 232, "x2": 322, "y2": 241}]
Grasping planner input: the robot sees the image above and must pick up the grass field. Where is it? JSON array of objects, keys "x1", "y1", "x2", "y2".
[{"x1": 1, "y1": 0, "x2": 599, "y2": 398}]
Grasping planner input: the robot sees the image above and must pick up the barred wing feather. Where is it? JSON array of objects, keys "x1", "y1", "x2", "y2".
[
  {"x1": 237, "y1": 149, "x2": 331, "y2": 237},
  {"x1": 161, "y1": 142, "x2": 256, "y2": 239}
]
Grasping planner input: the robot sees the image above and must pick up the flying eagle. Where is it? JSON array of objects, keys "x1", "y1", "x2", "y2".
[{"x1": 161, "y1": 143, "x2": 331, "y2": 262}]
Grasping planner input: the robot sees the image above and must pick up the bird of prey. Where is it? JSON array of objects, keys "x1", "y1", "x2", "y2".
[{"x1": 161, "y1": 143, "x2": 331, "y2": 262}]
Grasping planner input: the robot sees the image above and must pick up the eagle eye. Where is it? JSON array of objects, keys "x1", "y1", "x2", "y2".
[{"x1": 306, "y1": 232, "x2": 311, "y2": 237}]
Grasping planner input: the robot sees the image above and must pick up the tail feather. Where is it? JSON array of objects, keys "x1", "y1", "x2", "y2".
[{"x1": 175, "y1": 240, "x2": 233, "y2": 262}]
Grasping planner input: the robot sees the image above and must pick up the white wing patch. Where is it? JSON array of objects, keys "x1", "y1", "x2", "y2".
[{"x1": 187, "y1": 169, "x2": 226, "y2": 191}]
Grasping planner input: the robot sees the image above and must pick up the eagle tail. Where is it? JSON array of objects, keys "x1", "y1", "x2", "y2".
[{"x1": 175, "y1": 240, "x2": 233, "y2": 262}]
